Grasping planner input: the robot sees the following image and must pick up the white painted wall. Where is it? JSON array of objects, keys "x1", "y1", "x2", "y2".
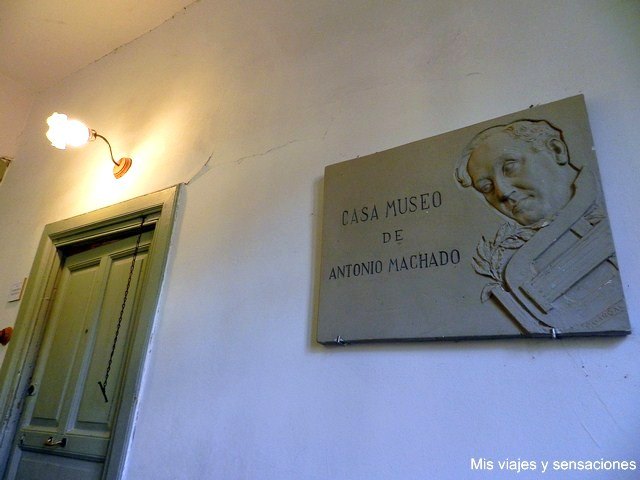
[
  {"x1": 0, "y1": 1, "x2": 638, "y2": 478},
  {"x1": 0, "y1": 72, "x2": 33, "y2": 158},
  {"x1": 0, "y1": 73, "x2": 34, "y2": 365}
]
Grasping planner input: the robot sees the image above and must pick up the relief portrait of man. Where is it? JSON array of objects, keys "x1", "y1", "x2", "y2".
[{"x1": 455, "y1": 120, "x2": 629, "y2": 336}]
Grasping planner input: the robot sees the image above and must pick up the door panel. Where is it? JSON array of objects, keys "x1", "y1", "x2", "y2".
[
  {"x1": 30, "y1": 262, "x2": 101, "y2": 429},
  {"x1": 10, "y1": 231, "x2": 152, "y2": 478},
  {"x1": 16, "y1": 451, "x2": 103, "y2": 480},
  {"x1": 75, "y1": 250, "x2": 148, "y2": 431}
]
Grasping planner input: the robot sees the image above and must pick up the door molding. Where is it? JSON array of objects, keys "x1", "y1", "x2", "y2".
[{"x1": 0, "y1": 184, "x2": 182, "y2": 479}]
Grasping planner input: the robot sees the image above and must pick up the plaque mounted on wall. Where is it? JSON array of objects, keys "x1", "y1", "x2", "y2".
[{"x1": 317, "y1": 95, "x2": 630, "y2": 344}]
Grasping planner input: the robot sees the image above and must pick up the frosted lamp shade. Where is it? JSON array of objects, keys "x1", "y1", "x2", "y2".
[{"x1": 46, "y1": 112, "x2": 91, "y2": 149}]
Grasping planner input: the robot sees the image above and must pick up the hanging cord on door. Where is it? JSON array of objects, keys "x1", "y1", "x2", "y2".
[{"x1": 98, "y1": 217, "x2": 146, "y2": 403}]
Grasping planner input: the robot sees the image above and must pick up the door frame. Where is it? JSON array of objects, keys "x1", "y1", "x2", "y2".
[{"x1": 0, "y1": 184, "x2": 182, "y2": 479}]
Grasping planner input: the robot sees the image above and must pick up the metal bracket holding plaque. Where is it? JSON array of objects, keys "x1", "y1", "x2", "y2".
[{"x1": 316, "y1": 95, "x2": 630, "y2": 344}]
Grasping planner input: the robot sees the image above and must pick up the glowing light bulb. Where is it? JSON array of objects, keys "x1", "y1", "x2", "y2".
[{"x1": 46, "y1": 112, "x2": 92, "y2": 149}]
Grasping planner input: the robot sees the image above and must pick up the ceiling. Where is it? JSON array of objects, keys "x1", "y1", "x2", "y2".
[{"x1": 0, "y1": 0, "x2": 198, "y2": 93}]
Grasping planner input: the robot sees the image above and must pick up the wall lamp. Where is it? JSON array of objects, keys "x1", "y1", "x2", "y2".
[{"x1": 46, "y1": 112, "x2": 132, "y2": 179}]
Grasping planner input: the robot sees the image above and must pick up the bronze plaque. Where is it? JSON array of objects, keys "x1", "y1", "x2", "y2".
[{"x1": 317, "y1": 95, "x2": 630, "y2": 344}]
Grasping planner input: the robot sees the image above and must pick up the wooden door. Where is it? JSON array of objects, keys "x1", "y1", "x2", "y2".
[{"x1": 5, "y1": 231, "x2": 152, "y2": 480}]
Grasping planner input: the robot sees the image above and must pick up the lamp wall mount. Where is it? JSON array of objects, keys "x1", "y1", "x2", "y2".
[{"x1": 90, "y1": 130, "x2": 132, "y2": 179}]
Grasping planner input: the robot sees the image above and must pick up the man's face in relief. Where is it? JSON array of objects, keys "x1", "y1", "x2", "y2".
[{"x1": 467, "y1": 132, "x2": 574, "y2": 226}]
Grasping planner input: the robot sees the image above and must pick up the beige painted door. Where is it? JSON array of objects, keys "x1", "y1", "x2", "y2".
[{"x1": 6, "y1": 231, "x2": 152, "y2": 480}]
